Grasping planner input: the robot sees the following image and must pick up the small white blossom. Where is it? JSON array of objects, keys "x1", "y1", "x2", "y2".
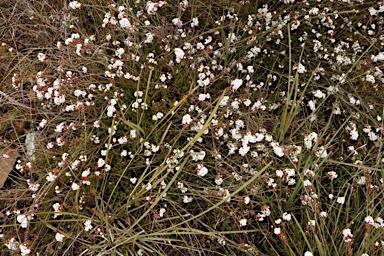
[
  {"x1": 17, "y1": 214, "x2": 29, "y2": 228},
  {"x1": 372, "y1": 52, "x2": 384, "y2": 62},
  {"x1": 271, "y1": 142, "x2": 284, "y2": 157},
  {"x1": 183, "y1": 195, "x2": 193, "y2": 203},
  {"x1": 55, "y1": 232, "x2": 65, "y2": 242},
  {"x1": 191, "y1": 17, "x2": 199, "y2": 27},
  {"x1": 230, "y1": 79, "x2": 243, "y2": 91},
  {"x1": 19, "y1": 244, "x2": 31, "y2": 256},
  {"x1": 342, "y1": 228, "x2": 353, "y2": 242},
  {"x1": 239, "y1": 218, "x2": 247, "y2": 226},
  {"x1": 46, "y1": 172, "x2": 57, "y2": 182},
  {"x1": 37, "y1": 53, "x2": 46, "y2": 62},
  {"x1": 119, "y1": 18, "x2": 131, "y2": 29},
  {"x1": 282, "y1": 212, "x2": 291, "y2": 221},
  {"x1": 182, "y1": 114, "x2": 192, "y2": 126},
  {"x1": 365, "y1": 216, "x2": 374, "y2": 225},
  {"x1": 5, "y1": 237, "x2": 19, "y2": 250},
  {"x1": 71, "y1": 183, "x2": 80, "y2": 191},
  {"x1": 366, "y1": 74, "x2": 375, "y2": 84},
  {"x1": 315, "y1": 146, "x2": 328, "y2": 158},
  {"x1": 84, "y1": 220, "x2": 93, "y2": 232},
  {"x1": 159, "y1": 208, "x2": 166, "y2": 218},
  {"x1": 69, "y1": 1, "x2": 82, "y2": 9},
  {"x1": 196, "y1": 164, "x2": 208, "y2": 177},
  {"x1": 313, "y1": 90, "x2": 326, "y2": 98},
  {"x1": 337, "y1": 197, "x2": 345, "y2": 204},
  {"x1": 97, "y1": 158, "x2": 105, "y2": 168},
  {"x1": 175, "y1": 48, "x2": 185, "y2": 63},
  {"x1": 296, "y1": 63, "x2": 306, "y2": 73}
]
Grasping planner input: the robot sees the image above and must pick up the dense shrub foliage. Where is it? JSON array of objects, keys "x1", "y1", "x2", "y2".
[{"x1": 1, "y1": 0, "x2": 384, "y2": 255}]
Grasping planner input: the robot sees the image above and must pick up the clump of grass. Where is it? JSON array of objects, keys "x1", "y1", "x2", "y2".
[{"x1": 1, "y1": 0, "x2": 384, "y2": 255}]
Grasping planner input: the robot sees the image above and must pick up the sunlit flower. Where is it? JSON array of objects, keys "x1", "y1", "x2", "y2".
[
  {"x1": 239, "y1": 218, "x2": 247, "y2": 226},
  {"x1": 69, "y1": 1, "x2": 82, "y2": 9},
  {"x1": 55, "y1": 232, "x2": 65, "y2": 242},
  {"x1": 84, "y1": 220, "x2": 93, "y2": 232}
]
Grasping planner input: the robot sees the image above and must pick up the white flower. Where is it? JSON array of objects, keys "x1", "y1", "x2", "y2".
[
  {"x1": 304, "y1": 252, "x2": 313, "y2": 256},
  {"x1": 71, "y1": 183, "x2": 80, "y2": 191},
  {"x1": 239, "y1": 145, "x2": 250, "y2": 156},
  {"x1": 53, "y1": 202, "x2": 62, "y2": 218},
  {"x1": 320, "y1": 211, "x2": 327, "y2": 217},
  {"x1": 215, "y1": 176, "x2": 223, "y2": 185},
  {"x1": 27, "y1": 180, "x2": 40, "y2": 192},
  {"x1": 271, "y1": 142, "x2": 284, "y2": 157},
  {"x1": 5, "y1": 237, "x2": 19, "y2": 250},
  {"x1": 19, "y1": 244, "x2": 31, "y2": 256},
  {"x1": 196, "y1": 164, "x2": 208, "y2": 177},
  {"x1": 118, "y1": 136, "x2": 128, "y2": 145},
  {"x1": 291, "y1": 20, "x2": 300, "y2": 30},
  {"x1": 119, "y1": 18, "x2": 131, "y2": 29},
  {"x1": 159, "y1": 208, "x2": 166, "y2": 218},
  {"x1": 274, "y1": 227, "x2": 281, "y2": 235},
  {"x1": 365, "y1": 216, "x2": 374, "y2": 225},
  {"x1": 191, "y1": 150, "x2": 206, "y2": 161},
  {"x1": 342, "y1": 228, "x2": 353, "y2": 241},
  {"x1": 191, "y1": 17, "x2": 199, "y2": 27},
  {"x1": 327, "y1": 171, "x2": 338, "y2": 180},
  {"x1": 282, "y1": 212, "x2": 291, "y2": 221},
  {"x1": 17, "y1": 214, "x2": 29, "y2": 228},
  {"x1": 366, "y1": 74, "x2": 375, "y2": 84},
  {"x1": 308, "y1": 220, "x2": 315, "y2": 227},
  {"x1": 172, "y1": 18, "x2": 182, "y2": 27},
  {"x1": 152, "y1": 112, "x2": 164, "y2": 120},
  {"x1": 308, "y1": 100, "x2": 316, "y2": 112},
  {"x1": 244, "y1": 196, "x2": 250, "y2": 204},
  {"x1": 146, "y1": 1, "x2": 159, "y2": 15},
  {"x1": 84, "y1": 220, "x2": 93, "y2": 231},
  {"x1": 337, "y1": 197, "x2": 345, "y2": 204},
  {"x1": 230, "y1": 79, "x2": 243, "y2": 91},
  {"x1": 315, "y1": 146, "x2": 328, "y2": 158},
  {"x1": 347, "y1": 123, "x2": 359, "y2": 140},
  {"x1": 55, "y1": 232, "x2": 65, "y2": 242},
  {"x1": 183, "y1": 195, "x2": 193, "y2": 203},
  {"x1": 37, "y1": 53, "x2": 46, "y2": 62},
  {"x1": 130, "y1": 130, "x2": 137, "y2": 139},
  {"x1": 46, "y1": 172, "x2": 57, "y2": 182},
  {"x1": 239, "y1": 218, "x2": 247, "y2": 226},
  {"x1": 303, "y1": 180, "x2": 312, "y2": 187},
  {"x1": 144, "y1": 32, "x2": 154, "y2": 44},
  {"x1": 69, "y1": 1, "x2": 82, "y2": 9},
  {"x1": 97, "y1": 158, "x2": 105, "y2": 168},
  {"x1": 218, "y1": 238, "x2": 226, "y2": 245},
  {"x1": 38, "y1": 119, "x2": 47, "y2": 129},
  {"x1": 313, "y1": 90, "x2": 326, "y2": 98},
  {"x1": 198, "y1": 93, "x2": 210, "y2": 101},
  {"x1": 182, "y1": 114, "x2": 192, "y2": 125},
  {"x1": 372, "y1": 52, "x2": 384, "y2": 62},
  {"x1": 174, "y1": 48, "x2": 185, "y2": 63},
  {"x1": 296, "y1": 63, "x2": 307, "y2": 73}
]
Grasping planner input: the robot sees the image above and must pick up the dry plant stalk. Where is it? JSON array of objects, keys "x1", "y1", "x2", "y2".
[{"x1": 0, "y1": 148, "x2": 19, "y2": 188}]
